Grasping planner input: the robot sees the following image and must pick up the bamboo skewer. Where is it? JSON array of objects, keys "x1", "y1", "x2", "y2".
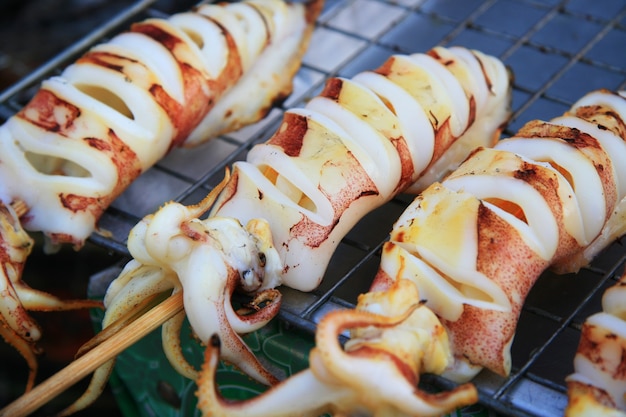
[{"x1": 0, "y1": 292, "x2": 184, "y2": 417}]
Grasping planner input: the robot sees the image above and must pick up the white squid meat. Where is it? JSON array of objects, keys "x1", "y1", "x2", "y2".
[{"x1": 196, "y1": 89, "x2": 626, "y2": 416}]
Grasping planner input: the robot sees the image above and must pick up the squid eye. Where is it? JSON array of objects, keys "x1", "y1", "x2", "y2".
[{"x1": 242, "y1": 269, "x2": 254, "y2": 283}]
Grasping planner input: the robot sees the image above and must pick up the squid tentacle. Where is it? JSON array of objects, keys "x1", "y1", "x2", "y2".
[
  {"x1": 0, "y1": 202, "x2": 37, "y2": 343},
  {"x1": 0, "y1": 201, "x2": 101, "y2": 392},
  {"x1": 0, "y1": 320, "x2": 40, "y2": 393},
  {"x1": 58, "y1": 262, "x2": 179, "y2": 416},
  {"x1": 196, "y1": 279, "x2": 478, "y2": 417},
  {"x1": 162, "y1": 288, "x2": 197, "y2": 381}
]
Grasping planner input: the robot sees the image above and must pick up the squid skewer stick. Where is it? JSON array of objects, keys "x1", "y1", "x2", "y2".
[
  {"x1": 196, "y1": 89, "x2": 626, "y2": 416},
  {"x1": 0, "y1": 292, "x2": 185, "y2": 417},
  {"x1": 0, "y1": 0, "x2": 320, "y2": 393},
  {"x1": 565, "y1": 273, "x2": 626, "y2": 416},
  {"x1": 88, "y1": 45, "x2": 512, "y2": 413}
]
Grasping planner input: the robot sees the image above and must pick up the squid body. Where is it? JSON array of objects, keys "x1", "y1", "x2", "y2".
[
  {"x1": 98, "y1": 44, "x2": 512, "y2": 414},
  {"x1": 0, "y1": 0, "x2": 319, "y2": 395},
  {"x1": 196, "y1": 89, "x2": 626, "y2": 416}
]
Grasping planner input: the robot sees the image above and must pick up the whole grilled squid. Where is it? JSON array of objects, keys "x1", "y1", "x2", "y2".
[
  {"x1": 0, "y1": 0, "x2": 319, "y2": 395},
  {"x1": 565, "y1": 273, "x2": 626, "y2": 416},
  {"x1": 96, "y1": 45, "x2": 510, "y2": 414},
  {"x1": 197, "y1": 89, "x2": 626, "y2": 416},
  {"x1": 376, "y1": 89, "x2": 626, "y2": 382}
]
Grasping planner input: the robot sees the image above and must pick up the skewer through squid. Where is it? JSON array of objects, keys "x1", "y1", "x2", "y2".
[
  {"x1": 0, "y1": 0, "x2": 321, "y2": 394},
  {"x1": 92, "y1": 46, "x2": 511, "y2": 414},
  {"x1": 196, "y1": 89, "x2": 626, "y2": 416}
]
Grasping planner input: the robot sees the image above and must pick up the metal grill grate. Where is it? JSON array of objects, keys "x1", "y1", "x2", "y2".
[{"x1": 2, "y1": 0, "x2": 626, "y2": 416}]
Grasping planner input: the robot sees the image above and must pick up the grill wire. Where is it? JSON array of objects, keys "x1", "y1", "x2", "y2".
[{"x1": 2, "y1": 0, "x2": 626, "y2": 416}]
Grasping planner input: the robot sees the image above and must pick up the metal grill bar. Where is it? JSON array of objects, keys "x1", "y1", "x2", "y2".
[{"x1": 2, "y1": 0, "x2": 626, "y2": 416}]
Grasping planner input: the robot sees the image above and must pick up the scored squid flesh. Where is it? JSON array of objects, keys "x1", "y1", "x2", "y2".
[
  {"x1": 0, "y1": 0, "x2": 320, "y2": 395},
  {"x1": 196, "y1": 89, "x2": 626, "y2": 416},
  {"x1": 565, "y1": 273, "x2": 626, "y2": 416},
  {"x1": 94, "y1": 45, "x2": 511, "y2": 414}
]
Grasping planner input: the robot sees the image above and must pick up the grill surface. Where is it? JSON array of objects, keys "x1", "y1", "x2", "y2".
[{"x1": 2, "y1": 0, "x2": 626, "y2": 416}]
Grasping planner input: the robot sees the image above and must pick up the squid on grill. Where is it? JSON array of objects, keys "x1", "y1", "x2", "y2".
[
  {"x1": 94, "y1": 45, "x2": 511, "y2": 414},
  {"x1": 565, "y1": 273, "x2": 626, "y2": 416},
  {"x1": 0, "y1": 0, "x2": 320, "y2": 393},
  {"x1": 196, "y1": 89, "x2": 626, "y2": 416}
]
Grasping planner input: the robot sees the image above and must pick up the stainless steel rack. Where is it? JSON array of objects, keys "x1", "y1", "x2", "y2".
[{"x1": 2, "y1": 0, "x2": 626, "y2": 416}]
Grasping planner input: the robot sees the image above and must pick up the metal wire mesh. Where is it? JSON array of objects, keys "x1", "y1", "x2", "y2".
[{"x1": 2, "y1": 0, "x2": 626, "y2": 416}]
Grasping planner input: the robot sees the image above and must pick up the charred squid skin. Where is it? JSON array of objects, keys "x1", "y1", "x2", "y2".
[
  {"x1": 231, "y1": 89, "x2": 626, "y2": 417},
  {"x1": 209, "y1": 45, "x2": 512, "y2": 294},
  {"x1": 0, "y1": 0, "x2": 321, "y2": 249}
]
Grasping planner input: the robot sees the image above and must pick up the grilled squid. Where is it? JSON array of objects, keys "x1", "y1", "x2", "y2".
[
  {"x1": 375, "y1": 89, "x2": 626, "y2": 381},
  {"x1": 565, "y1": 273, "x2": 626, "y2": 416},
  {"x1": 0, "y1": 0, "x2": 318, "y2": 248},
  {"x1": 0, "y1": 0, "x2": 319, "y2": 395},
  {"x1": 94, "y1": 44, "x2": 511, "y2": 413},
  {"x1": 200, "y1": 89, "x2": 626, "y2": 416}
]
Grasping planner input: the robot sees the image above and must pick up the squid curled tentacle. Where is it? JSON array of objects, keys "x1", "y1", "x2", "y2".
[
  {"x1": 565, "y1": 273, "x2": 626, "y2": 416},
  {"x1": 370, "y1": 89, "x2": 626, "y2": 382},
  {"x1": 196, "y1": 279, "x2": 478, "y2": 417},
  {"x1": 101, "y1": 45, "x2": 510, "y2": 402},
  {"x1": 0, "y1": 202, "x2": 102, "y2": 393}
]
